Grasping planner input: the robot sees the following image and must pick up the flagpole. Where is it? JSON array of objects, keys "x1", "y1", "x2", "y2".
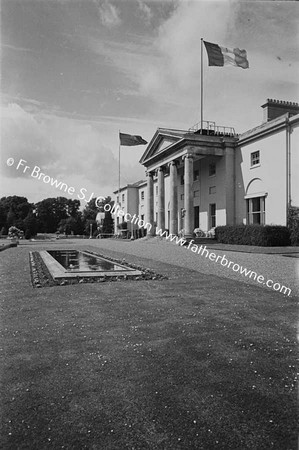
[
  {"x1": 200, "y1": 38, "x2": 203, "y2": 132},
  {"x1": 118, "y1": 130, "x2": 121, "y2": 202}
]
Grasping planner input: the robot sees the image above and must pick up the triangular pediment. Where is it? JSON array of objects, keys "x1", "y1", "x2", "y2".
[
  {"x1": 155, "y1": 137, "x2": 177, "y2": 154},
  {"x1": 139, "y1": 128, "x2": 187, "y2": 165}
]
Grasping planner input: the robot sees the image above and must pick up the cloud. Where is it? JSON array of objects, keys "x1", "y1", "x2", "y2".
[
  {"x1": 0, "y1": 101, "x2": 148, "y2": 205},
  {"x1": 137, "y1": 0, "x2": 153, "y2": 23},
  {"x1": 2, "y1": 43, "x2": 36, "y2": 53},
  {"x1": 87, "y1": 1, "x2": 234, "y2": 107},
  {"x1": 98, "y1": 0, "x2": 121, "y2": 28},
  {"x1": 90, "y1": 0, "x2": 298, "y2": 130},
  {"x1": 146, "y1": 1, "x2": 233, "y2": 91},
  {"x1": 0, "y1": 103, "x2": 118, "y2": 190},
  {"x1": 1, "y1": 103, "x2": 54, "y2": 175}
]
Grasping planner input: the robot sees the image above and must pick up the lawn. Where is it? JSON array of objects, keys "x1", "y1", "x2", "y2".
[{"x1": 0, "y1": 244, "x2": 297, "y2": 449}]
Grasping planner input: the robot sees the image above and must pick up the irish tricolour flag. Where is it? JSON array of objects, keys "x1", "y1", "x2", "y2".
[{"x1": 204, "y1": 41, "x2": 249, "y2": 69}]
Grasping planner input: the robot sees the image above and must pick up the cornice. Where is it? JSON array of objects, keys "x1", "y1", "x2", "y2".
[{"x1": 238, "y1": 113, "x2": 299, "y2": 146}]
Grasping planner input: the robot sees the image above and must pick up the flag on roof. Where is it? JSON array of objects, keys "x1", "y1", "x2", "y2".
[
  {"x1": 119, "y1": 133, "x2": 148, "y2": 146},
  {"x1": 203, "y1": 41, "x2": 249, "y2": 69}
]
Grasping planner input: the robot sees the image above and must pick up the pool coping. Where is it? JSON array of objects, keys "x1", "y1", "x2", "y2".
[{"x1": 39, "y1": 250, "x2": 143, "y2": 279}]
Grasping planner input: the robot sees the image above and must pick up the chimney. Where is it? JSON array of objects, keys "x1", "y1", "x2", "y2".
[{"x1": 261, "y1": 99, "x2": 299, "y2": 122}]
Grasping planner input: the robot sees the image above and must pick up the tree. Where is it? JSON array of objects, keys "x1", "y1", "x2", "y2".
[
  {"x1": 82, "y1": 198, "x2": 99, "y2": 223},
  {"x1": 58, "y1": 216, "x2": 84, "y2": 235},
  {"x1": 102, "y1": 211, "x2": 114, "y2": 234},
  {"x1": 15, "y1": 218, "x2": 25, "y2": 231},
  {"x1": 36, "y1": 198, "x2": 59, "y2": 232},
  {"x1": 66, "y1": 199, "x2": 81, "y2": 217},
  {"x1": 36, "y1": 197, "x2": 84, "y2": 233},
  {"x1": 36, "y1": 197, "x2": 68, "y2": 232},
  {"x1": 82, "y1": 197, "x2": 114, "y2": 235},
  {"x1": 101, "y1": 196, "x2": 114, "y2": 234},
  {"x1": 0, "y1": 196, "x2": 34, "y2": 232},
  {"x1": 24, "y1": 211, "x2": 38, "y2": 238},
  {"x1": 6, "y1": 208, "x2": 16, "y2": 227},
  {"x1": 0, "y1": 203, "x2": 7, "y2": 234}
]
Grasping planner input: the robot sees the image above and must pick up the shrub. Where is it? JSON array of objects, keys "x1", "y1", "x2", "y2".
[
  {"x1": 117, "y1": 222, "x2": 127, "y2": 230},
  {"x1": 287, "y1": 206, "x2": 299, "y2": 246},
  {"x1": 8, "y1": 226, "x2": 22, "y2": 239},
  {"x1": 215, "y1": 225, "x2": 290, "y2": 246},
  {"x1": 25, "y1": 229, "x2": 31, "y2": 240}
]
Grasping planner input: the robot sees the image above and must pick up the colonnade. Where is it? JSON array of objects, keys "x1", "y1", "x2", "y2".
[{"x1": 146, "y1": 153, "x2": 194, "y2": 238}]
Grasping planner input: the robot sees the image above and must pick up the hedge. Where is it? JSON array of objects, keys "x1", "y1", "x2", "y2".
[
  {"x1": 288, "y1": 206, "x2": 299, "y2": 246},
  {"x1": 215, "y1": 225, "x2": 291, "y2": 246}
]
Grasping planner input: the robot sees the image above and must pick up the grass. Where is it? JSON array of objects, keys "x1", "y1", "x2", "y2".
[{"x1": 0, "y1": 244, "x2": 297, "y2": 449}]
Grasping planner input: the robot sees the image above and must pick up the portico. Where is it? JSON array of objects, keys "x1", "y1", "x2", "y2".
[
  {"x1": 115, "y1": 100, "x2": 299, "y2": 236},
  {"x1": 140, "y1": 127, "x2": 237, "y2": 238}
]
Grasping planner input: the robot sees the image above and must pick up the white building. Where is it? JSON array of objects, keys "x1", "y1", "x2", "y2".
[{"x1": 113, "y1": 99, "x2": 299, "y2": 237}]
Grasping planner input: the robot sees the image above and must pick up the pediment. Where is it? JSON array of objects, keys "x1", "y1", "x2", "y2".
[
  {"x1": 140, "y1": 128, "x2": 186, "y2": 165},
  {"x1": 155, "y1": 138, "x2": 177, "y2": 154}
]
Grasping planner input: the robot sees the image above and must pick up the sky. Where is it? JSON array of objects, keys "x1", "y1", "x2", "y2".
[{"x1": 1, "y1": 0, "x2": 298, "y2": 205}]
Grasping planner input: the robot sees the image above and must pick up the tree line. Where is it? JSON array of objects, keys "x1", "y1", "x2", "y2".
[{"x1": 0, "y1": 196, "x2": 114, "y2": 239}]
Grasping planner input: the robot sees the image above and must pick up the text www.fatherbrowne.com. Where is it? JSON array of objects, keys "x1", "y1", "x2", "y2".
[{"x1": 156, "y1": 228, "x2": 292, "y2": 297}]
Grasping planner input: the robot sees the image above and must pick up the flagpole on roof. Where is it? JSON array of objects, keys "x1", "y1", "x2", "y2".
[{"x1": 200, "y1": 38, "x2": 204, "y2": 131}]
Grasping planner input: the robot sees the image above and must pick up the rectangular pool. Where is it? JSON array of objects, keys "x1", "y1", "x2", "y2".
[
  {"x1": 48, "y1": 250, "x2": 128, "y2": 272},
  {"x1": 39, "y1": 249, "x2": 142, "y2": 280}
]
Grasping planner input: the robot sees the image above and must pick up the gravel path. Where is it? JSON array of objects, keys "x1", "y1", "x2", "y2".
[{"x1": 63, "y1": 238, "x2": 299, "y2": 298}]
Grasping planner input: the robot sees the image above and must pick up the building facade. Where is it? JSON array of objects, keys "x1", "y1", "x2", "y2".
[
  {"x1": 113, "y1": 180, "x2": 148, "y2": 236},
  {"x1": 113, "y1": 99, "x2": 299, "y2": 238}
]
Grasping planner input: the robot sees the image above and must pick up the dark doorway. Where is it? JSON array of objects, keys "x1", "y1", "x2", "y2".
[{"x1": 194, "y1": 206, "x2": 199, "y2": 228}]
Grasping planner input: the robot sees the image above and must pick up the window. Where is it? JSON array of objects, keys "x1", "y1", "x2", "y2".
[
  {"x1": 141, "y1": 191, "x2": 144, "y2": 200},
  {"x1": 210, "y1": 203, "x2": 216, "y2": 228},
  {"x1": 209, "y1": 186, "x2": 216, "y2": 194},
  {"x1": 116, "y1": 196, "x2": 119, "y2": 203},
  {"x1": 156, "y1": 186, "x2": 158, "y2": 195},
  {"x1": 194, "y1": 190, "x2": 200, "y2": 197},
  {"x1": 181, "y1": 194, "x2": 184, "y2": 200},
  {"x1": 209, "y1": 162, "x2": 216, "y2": 176},
  {"x1": 247, "y1": 196, "x2": 265, "y2": 224},
  {"x1": 251, "y1": 151, "x2": 260, "y2": 167},
  {"x1": 194, "y1": 170, "x2": 199, "y2": 181},
  {"x1": 122, "y1": 194, "x2": 125, "y2": 202},
  {"x1": 141, "y1": 215, "x2": 144, "y2": 221},
  {"x1": 180, "y1": 175, "x2": 184, "y2": 185}
]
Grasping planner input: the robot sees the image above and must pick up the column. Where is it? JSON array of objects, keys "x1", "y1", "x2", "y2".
[
  {"x1": 184, "y1": 153, "x2": 194, "y2": 238},
  {"x1": 224, "y1": 146, "x2": 235, "y2": 225},
  {"x1": 157, "y1": 166, "x2": 165, "y2": 231},
  {"x1": 146, "y1": 171, "x2": 155, "y2": 236},
  {"x1": 169, "y1": 160, "x2": 178, "y2": 235}
]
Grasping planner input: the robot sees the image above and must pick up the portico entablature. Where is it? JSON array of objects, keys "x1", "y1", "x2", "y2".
[
  {"x1": 143, "y1": 145, "x2": 225, "y2": 173},
  {"x1": 140, "y1": 131, "x2": 236, "y2": 171}
]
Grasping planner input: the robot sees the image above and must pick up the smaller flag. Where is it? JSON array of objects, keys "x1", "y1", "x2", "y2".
[
  {"x1": 204, "y1": 41, "x2": 249, "y2": 69},
  {"x1": 119, "y1": 133, "x2": 147, "y2": 146}
]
